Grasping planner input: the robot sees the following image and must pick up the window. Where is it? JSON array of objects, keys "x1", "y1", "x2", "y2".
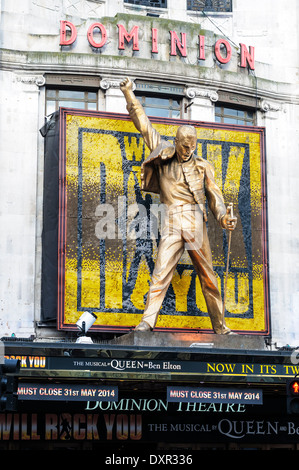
[
  {"x1": 45, "y1": 89, "x2": 98, "y2": 116},
  {"x1": 124, "y1": 0, "x2": 167, "y2": 7},
  {"x1": 187, "y1": 0, "x2": 232, "y2": 13},
  {"x1": 137, "y1": 95, "x2": 182, "y2": 118},
  {"x1": 215, "y1": 105, "x2": 255, "y2": 126}
]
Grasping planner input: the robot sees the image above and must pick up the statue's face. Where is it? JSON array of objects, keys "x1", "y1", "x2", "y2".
[{"x1": 175, "y1": 133, "x2": 197, "y2": 162}]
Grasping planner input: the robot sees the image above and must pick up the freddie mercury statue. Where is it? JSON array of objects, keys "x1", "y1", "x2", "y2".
[{"x1": 120, "y1": 77, "x2": 237, "y2": 334}]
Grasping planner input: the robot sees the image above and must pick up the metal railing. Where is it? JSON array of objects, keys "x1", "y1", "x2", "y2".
[
  {"x1": 124, "y1": 0, "x2": 167, "y2": 8},
  {"x1": 187, "y1": 0, "x2": 232, "y2": 12}
]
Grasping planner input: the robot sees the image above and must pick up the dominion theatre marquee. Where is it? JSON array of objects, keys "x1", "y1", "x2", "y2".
[
  {"x1": 40, "y1": 108, "x2": 269, "y2": 336},
  {"x1": 1, "y1": 343, "x2": 299, "y2": 445}
]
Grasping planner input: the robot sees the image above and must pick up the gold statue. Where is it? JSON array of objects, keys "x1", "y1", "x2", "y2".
[{"x1": 120, "y1": 77, "x2": 237, "y2": 334}]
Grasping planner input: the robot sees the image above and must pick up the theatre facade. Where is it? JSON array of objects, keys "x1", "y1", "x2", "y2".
[{"x1": 0, "y1": 0, "x2": 299, "y2": 451}]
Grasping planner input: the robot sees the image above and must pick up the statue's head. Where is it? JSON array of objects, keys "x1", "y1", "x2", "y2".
[{"x1": 175, "y1": 125, "x2": 197, "y2": 162}]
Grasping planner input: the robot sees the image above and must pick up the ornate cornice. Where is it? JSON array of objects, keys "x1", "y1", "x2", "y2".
[
  {"x1": 259, "y1": 100, "x2": 281, "y2": 112},
  {"x1": 100, "y1": 77, "x2": 136, "y2": 91},
  {"x1": 185, "y1": 87, "x2": 219, "y2": 103},
  {"x1": 16, "y1": 75, "x2": 46, "y2": 86}
]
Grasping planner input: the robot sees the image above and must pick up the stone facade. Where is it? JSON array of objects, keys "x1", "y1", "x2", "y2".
[{"x1": 0, "y1": 0, "x2": 298, "y2": 347}]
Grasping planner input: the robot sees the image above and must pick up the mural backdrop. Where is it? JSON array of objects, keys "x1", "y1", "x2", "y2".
[{"x1": 56, "y1": 108, "x2": 269, "y2": 334}]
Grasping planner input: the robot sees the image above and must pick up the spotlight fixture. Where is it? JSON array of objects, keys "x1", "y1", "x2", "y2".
[{"x1": 76, "y1": 311, "x2": 97, "y2": 343}]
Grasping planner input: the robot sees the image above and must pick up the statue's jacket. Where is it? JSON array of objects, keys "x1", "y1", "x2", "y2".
[{"x1": 126, "y1": 98, "x2": 227, "y2": 226}]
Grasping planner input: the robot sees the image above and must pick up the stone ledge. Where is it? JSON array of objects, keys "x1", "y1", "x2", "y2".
[{"x1": 110, "y1": 331, "x2": 266, "y2": 350}]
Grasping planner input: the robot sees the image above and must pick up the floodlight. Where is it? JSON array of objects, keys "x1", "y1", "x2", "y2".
[{"x1": 76, "y1": 311, "x2": 97, "y2": 343}]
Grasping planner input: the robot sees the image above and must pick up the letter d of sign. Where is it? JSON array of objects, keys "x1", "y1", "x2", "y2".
[{"x1": 60, "y1": 20, "x2": 77, "y2": 46}]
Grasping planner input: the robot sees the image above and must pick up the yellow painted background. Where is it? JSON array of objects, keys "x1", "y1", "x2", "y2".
[{"x1": 60, "y1": 111, "x2": 268, "y2": 334}]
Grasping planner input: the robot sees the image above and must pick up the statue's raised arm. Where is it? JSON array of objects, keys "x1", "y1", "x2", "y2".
[{"x1": 120, "y1": 77, "x2": 162, "y2": 152}]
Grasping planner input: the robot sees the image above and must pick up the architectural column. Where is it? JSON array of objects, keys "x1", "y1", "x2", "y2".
[
  {"x1": 185, "y1": 87, "x2": 219, "y2": 122},
  {"x1": 0, "y1": 72, "x2": 45, "y2": 337},
  {"x1": 100, "y1": 77, "x2": 135, "y2": 113}
]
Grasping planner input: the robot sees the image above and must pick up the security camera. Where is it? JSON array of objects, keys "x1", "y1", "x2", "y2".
[{"x1": 76, "y1": 311, "x2": 97, "y2": 343}]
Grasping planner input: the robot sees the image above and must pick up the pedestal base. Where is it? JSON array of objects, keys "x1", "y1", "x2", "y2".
[{"x1": 110, "y1": 331, "x2": 266, "y2": 350}]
